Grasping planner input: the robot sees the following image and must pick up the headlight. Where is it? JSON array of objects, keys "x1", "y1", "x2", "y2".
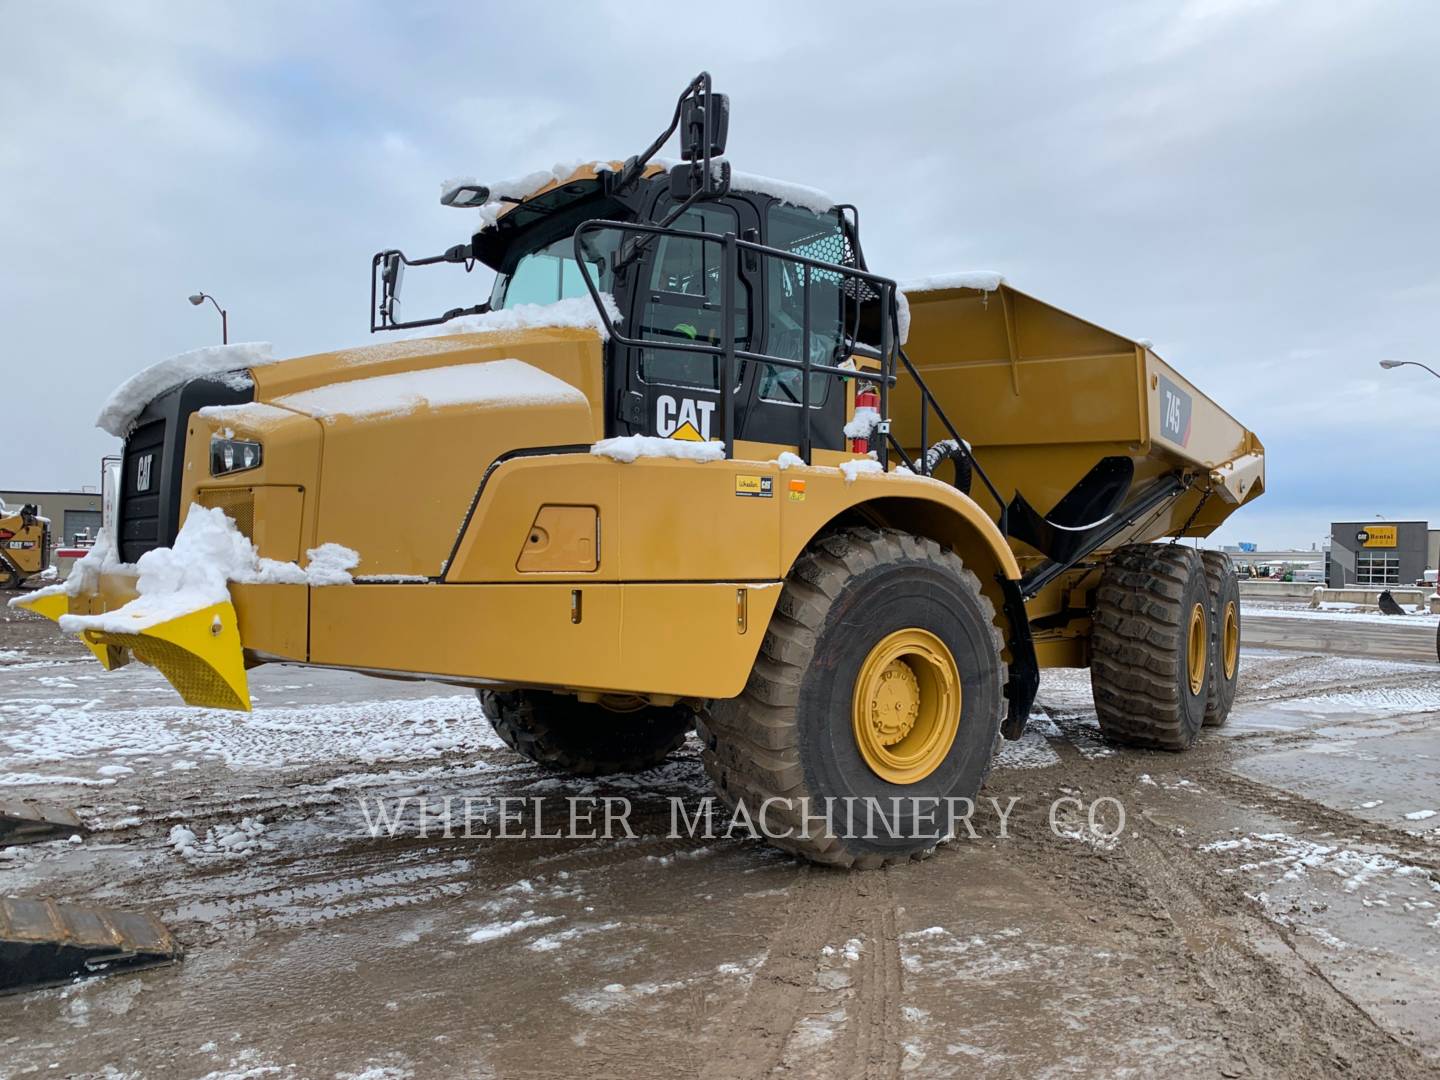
[{"x1": 211, "y1": 437, "x2": 263, "y2": 476}]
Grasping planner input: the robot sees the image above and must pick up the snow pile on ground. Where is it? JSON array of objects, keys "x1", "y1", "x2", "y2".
[
  {"x1": 168, "y1": 817, "x2": 274, "y2": 860},
  {"x1": 410, "y1": 294, "x2": 622, "y2": 343},
  {"x1": 0, "y1": 689, "x2": 500, "y2": 778},
  {"x1": 35, "y1": 506, "x2": 358, "y2": 634},
  {"x1": 1202, "y1": 831, "x2": 1439, "y2": 895},
  {"x1": 591, "y1": 436, "x2": 726, "y2": 463},
  {"x1": 465, "y1": 913, "x2": 558, "y2": 944},
  {"x1": 839, "y1": 458, "x2": 885, "y2": 482},
  {"x1": 275, "y1": 359, "x2": 586, "y2": 424},
  {"x1": 96, "y1": 343, "x2": 274, "y2": 438},
  {"x1": 1243, "y1": 602, "x2": 1440, "y2": 627}
]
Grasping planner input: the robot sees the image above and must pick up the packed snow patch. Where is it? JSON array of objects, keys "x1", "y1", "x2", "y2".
[
  {"x1": 843, "y1": 407, "x2": 881, "y2": 439},
  {"x1": 97, "y1": 343, "x2": 273, "y2": 438},
  {"x1": 274, "y1": 359, "x2": 586, "y2": 423},
  {"x1": 839, "y1": 458, "x2": 885, "y2": 483},
  {"x1": 408, "y1": 294, "x2": 621, "y2": 343},
  {"x1": 47, "y1": 506, "x2": 357, "y2": 634},
  {"x1": 466, "y1": 914, "x2": 559, "y2": 944},
  {"x1": 169, "y1": 817, "x2": 273, "y2": 860},
  {"x1": 591, "y1": 436, "x2": 726, "y2": 463},
  {"x1": 196, "y1": 402, "x2": 298, "y2": 432},
  {"x1": 1404, "y1": 809, "x2": 1437, "y2": 821}
]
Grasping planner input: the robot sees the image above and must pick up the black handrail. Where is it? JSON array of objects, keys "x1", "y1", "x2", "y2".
[
  {"x1": 574, "y1": 218, "x2": 904, "y2": 469},
  {"x1": 572, "y1": 217, "x2": 1001, "y2": 522}
]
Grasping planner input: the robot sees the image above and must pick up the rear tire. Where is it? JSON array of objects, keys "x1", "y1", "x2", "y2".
[
  {"x1": 698, "y1": 527, "x2": 1006, "y2": 869},
  {"x1": 1091, "y1": 544, "x2": 1210, "y2": 751},
  {"x1": 477, "y1": 689, "x2": 692, "y2": 776},
  {"x1": 1200, "y1": 551, "x2": 1240, "y2": 727}
]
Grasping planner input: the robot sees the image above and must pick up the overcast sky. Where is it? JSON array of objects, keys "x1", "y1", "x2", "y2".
[{"x1": 3, "y1": 1, "x2": 1437, "y2": 548}]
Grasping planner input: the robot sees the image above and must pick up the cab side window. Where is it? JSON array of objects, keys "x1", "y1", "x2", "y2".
[
  {"x1": 637, "y1": 204, "x2": 749, "y2": 389},
  {"x1": 761, "y1": 205, "x2": 848, "y2": 406}
]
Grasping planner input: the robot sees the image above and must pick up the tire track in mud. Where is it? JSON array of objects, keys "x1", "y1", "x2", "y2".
[
  {"x1": 685, "y1": 869, "x2": 887, "y2": 1080},
  {"x1": 845, "y1": 870, "x2": 905, "y2": 1080},
  {"x1": 1122, "y1": 817, "x2": 1438, "y2": 1078},
  {"x1": 995, "y1": 735, "x2": 1440, "y2": 1079}
]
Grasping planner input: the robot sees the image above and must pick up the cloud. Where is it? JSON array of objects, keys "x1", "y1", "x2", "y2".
[{"x1": 2, "y1": 1, "x2": 1436, "y2": 548}]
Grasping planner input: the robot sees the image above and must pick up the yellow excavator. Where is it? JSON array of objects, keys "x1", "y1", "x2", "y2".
[
  {"x1": 0, "y1": 500, "x2": 50, "y2": 589},
  {"x1": 18, "y1": 73, "x2": 1263, "y2": 867}
]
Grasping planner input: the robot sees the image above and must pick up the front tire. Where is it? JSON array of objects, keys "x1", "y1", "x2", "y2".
[
  {"x1": 1091, "y1": 544, "x2": 1210, "y2": 750},
  {"x1": 698, "y1": 527, "x2": 1006, "y2": 869},
  {"x1": 478, "y1": 690, "x2": 692, "y2": 776}
]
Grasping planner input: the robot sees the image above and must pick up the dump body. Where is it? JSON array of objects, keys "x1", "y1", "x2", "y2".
[{"x1": 898, "y1": 281, "x2": 1264, "y2": 555}]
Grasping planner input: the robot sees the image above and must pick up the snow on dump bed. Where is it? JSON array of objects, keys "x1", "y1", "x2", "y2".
[
  {"x1": 19, "y1": 506, "x2": 359, "y2": 635},
  {"x1": 591, "y1": 436, "x2": 725, "y2": 463},
  {"x1": 900, "y1": 271, "x2": 1006, "y2": 295},
  {"x1": 274, "y1": 359, "x2": 586, "y2": 423},
  {"x1": 96, "y1": 343, "x2": 274, "y2": 438},
  {"x1": 894, "y1": 273, "x2": 1005, "y2": 346},
  {"x1": 407, "y1": 294, "x2": 621, "y2": 344}
]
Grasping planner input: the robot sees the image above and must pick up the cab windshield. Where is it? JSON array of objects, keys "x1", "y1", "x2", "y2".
[{"x1": 491, "y1": 231, "x2": 617, "y2": 310}]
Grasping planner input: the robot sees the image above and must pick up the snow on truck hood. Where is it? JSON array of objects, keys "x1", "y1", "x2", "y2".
[
  {"x1": 93, "y1": 296, "x2": 617, "y2": 438},
  {"x1": 274, "y1": 359, "x2": 587, "y2": 424}
]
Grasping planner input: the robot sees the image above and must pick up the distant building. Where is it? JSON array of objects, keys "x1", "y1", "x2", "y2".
[
  {"x1": 1328, "y1": 521, "x2": 1429, "y2": 587},
  {"x1": 0, "y1": 489, "x2": 102, "y2": 547}
]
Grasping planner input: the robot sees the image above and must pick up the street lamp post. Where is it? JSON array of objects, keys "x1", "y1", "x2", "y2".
[
  {"x1": 188, "y1": 292, "x2": 228, "y2": 344},
  {"x1": 1378, "y1": 358, "x2": 1440, "y2": 380}
]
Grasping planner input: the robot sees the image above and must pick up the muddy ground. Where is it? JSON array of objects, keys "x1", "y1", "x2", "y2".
[{"x1": 1, "y1": 595, "x2": 1438, "y2": 1079}]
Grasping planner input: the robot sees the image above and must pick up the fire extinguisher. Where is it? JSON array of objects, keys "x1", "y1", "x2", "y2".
[{"x1": 850, "y1": 383, "x2": 881, "y2": 454}]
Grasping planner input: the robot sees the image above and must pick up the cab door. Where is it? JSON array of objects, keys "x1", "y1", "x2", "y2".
[
  {"x1": 617, "y1": 199, "x2": 756, "y2": 444},
  {"x1": 734, "y1": 201, "x2": 851, "y2": 453}
]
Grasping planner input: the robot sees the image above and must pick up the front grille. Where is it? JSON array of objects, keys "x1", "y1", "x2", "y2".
[
  {"x1": 117, "y1": 373, "x2": 255, "y2": 563},
  {"x1": 196, "y1": 489, "x2": 254, "y2": 540},
  {"x1": 119, "y1": 418, "x2": 166, "y2": 560}
]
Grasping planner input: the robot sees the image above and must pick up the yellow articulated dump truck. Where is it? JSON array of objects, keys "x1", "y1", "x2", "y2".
[
  {"x1": 17, "y1": 74, "x2": 1263, "y2": 867},
  {"x1": 0, "y1": 501, "x2": 51, "y2": 589}
]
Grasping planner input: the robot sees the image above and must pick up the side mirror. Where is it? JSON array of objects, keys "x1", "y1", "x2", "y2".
[
  {"x1": 441, "y1": 182, "x2": 490, "y2": 208},
  {"x1": 668, "y1": 159, "x2": 732, "y2": 201},
  {"x1": 679, "y1": 92, "x2": 729, "y2": 161},
  {"x1": 380, "y1": 252, "x2": 405, "y2": 318}
]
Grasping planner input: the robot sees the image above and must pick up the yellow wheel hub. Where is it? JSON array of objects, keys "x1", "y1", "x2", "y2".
[
  {"x1": 1222, "y1": 600, "x2": 1239, "y2": 681},
  {"x1": 852, "y1": 629, "x2": 961, "y2": 785},
  {"x1": 1187, "y1": 602, "x2": 1208, "y2": 696}
]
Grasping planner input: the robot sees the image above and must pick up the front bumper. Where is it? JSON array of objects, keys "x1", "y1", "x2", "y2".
[{"x1": 16, "y1": 578, "x2": 252, "y2": 711}]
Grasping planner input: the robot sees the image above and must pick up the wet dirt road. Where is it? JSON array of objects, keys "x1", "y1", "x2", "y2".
[
  {"x1": 1244, "y1": 611, "x2": 1438, "y2": 662},
  {"x1": 2, "y1": 598, "x2": 1439, "y2": 1079}
]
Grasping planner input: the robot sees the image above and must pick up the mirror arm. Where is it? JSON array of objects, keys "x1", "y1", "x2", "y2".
[{"x1": 611, "y1": 71, "x2": 712, "y2": 192}]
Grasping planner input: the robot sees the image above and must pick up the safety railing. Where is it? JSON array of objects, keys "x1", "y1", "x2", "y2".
[{"x1": 572, "y1": 218, "x2": 1006, "y2": 529}]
